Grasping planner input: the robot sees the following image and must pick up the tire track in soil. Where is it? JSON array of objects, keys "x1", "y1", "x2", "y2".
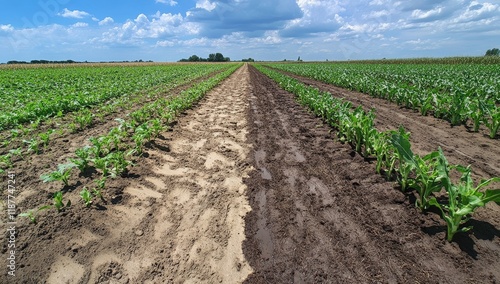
[
  {"x1": 8, "y1": 65, "x2": 254, "y2": 283},
  {"x1": 242, "y1": 65, "x2": 500, "y2": 283}
]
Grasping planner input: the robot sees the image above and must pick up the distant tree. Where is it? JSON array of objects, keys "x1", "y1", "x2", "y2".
[
  {"x1": 297, "y1": 56, "x2": 302, "y2": 62},
  {"x1": 208, "y1": 53, "x2": 216, "y2": 62},
  {"x1": 242, "y1": 58, "x2": 254, "y2": 62},
  {"x1": 188, "y1": 55, "x2": 200, "y2": 62},
  {"x1": 214, "y1": 53, "x2": 225, "y2": 62},
  {"x1": 485, "y1": 48, "x2": 499, "y2": 56}
]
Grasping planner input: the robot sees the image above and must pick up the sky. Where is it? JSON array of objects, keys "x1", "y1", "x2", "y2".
[{"x1": 0, "y1": 0, "x2": 499, "y2": 62}]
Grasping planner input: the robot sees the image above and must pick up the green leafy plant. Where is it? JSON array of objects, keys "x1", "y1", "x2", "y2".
[
  {"x1": 53, "y1": 191, "x2": 71, "y2": 212},
  {"x1": 95, "y1": 176, "x2": 107, "y2": 190},
  {"x1": 0, "y1": 153, "x2": 13, "y2": 169},
  {"x1": 38, "y1": 129, "x2": 54, "y2": 147},
  {"x1": 74, "y1": 109, "x2": 94, "y2": 131},
  {"x1": 18, "y1": 206, "x2": 51, "y2": 224},
  {"x1": 390, "y1": 130, "x2": 443, "y2": 210},
  {"x1": 92, "y1": 188, "x2": 105, "y2": 203},
  {"x1": 80, "y1": 187, "x2": 93, "y2": 207},
  {"x1": 484, "y1": 106, "x2": 500, "y2": 139},
  {"x1": 23, "y1": 138, "x2": 40, "y2": 154},
  {"x1": 9, "y1": 147, "x2": 24, "y2": 160},
  {"x1": 108, "y1": 151, "x2": 134, "y2": 178},
  {"x1": 40, "y1": 162, "x2": 76, "y2": 187},
  {"x1": 429, "y1": 154, "x2": 500, "y2": 241},
  {"x1": 71, "y1": 146, "x2": 92, "y2": 173}
]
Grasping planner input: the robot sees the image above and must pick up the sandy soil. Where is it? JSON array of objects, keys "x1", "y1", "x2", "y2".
[{"x1": 1, "y1": 64, "x2": 499, "y2": 283}]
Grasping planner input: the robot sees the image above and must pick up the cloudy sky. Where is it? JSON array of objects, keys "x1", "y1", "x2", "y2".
[{"x1": 0, "y1": 0, "x2": 499, "y2": 62}]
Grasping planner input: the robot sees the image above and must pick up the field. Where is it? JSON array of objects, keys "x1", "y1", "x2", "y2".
[{"x1": 1, "y1": 61, "x2": 500, "y2": 283}]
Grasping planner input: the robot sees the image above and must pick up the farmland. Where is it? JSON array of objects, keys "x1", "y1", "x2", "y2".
[{"x1": 1, "y1": 61, "x2": 500, "y2": 283}]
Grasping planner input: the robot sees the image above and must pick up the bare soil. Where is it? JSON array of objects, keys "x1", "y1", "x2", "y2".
[{"x1": 1, "y1": 64, "x2": 499, "y2": 283}]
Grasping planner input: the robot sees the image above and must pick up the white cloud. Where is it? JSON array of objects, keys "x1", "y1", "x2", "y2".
[
  {"x1": 411, "y1": 7, "x2": 443, "y2": 21},
  {"x1": 196, "y1": 0, "x2": 216, "y2": 11},
  {"x1": 96, "y1": 13, "x2": 198, "y2": 46},
  {"x1": 99, "y1": 17, "x2": 114, "y2": 26},
  {"x1": 156, "y1": 0, "x2": 178, "y2": 6},
  {"x1": 454, "y1": 1, "x2": 499, "y2": 23},
  {"x1": 0, "y1": 24, "x2": 14, "y2": 34},
  {"x1": 58, "y1": 8, "x2": 91, "y2": 19},
  {"x1": 72, "y1": 22, "x2": 89, "y2": 28}
]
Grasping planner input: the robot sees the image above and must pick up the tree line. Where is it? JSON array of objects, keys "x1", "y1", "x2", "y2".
[{"x1": 179, "y1": 53, "x2": 230, "y2": 62}]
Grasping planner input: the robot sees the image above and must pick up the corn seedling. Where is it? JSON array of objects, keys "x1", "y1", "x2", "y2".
[
  {"x1": 18, "y1": 205, "x2": 51, "y2": 224},
  {"x1": 108, "y1": 151, "x2": 134, "y2": 178},
  {"x1": 429, "y1": 153, "x2": 500, "y2": 241},
  {"x1": 40, "y1": 162, "x2": 76, "y2": 187},
  {"x1": 74, "y1": 109, "x2": 93, "y2": 130},
  {"x1": 484, "y1": 106, "x2": 500, "y2": 139},
  {"x1": 391, "y1": 132, "x2": 443, "y2": 210},
  {"x1": 8, "y1": 148, "x2": 24, "y2": 161},
  {"x1": 23, "y1": 138, "x2": 40, "y2": 154},
  {"x1": 95, "y1": 176, "x2": 107, "y2": 190},
  {"x1": 0, "y1": 154, "x2": 13, "y2": 169},
  {"x1": 71, "y1": 146, "x2": 92, "y2": 173},
  {"x1": 92, "y1": 188, "x2": 105, "y2": 203},
  {"x1": 38, "y1": 129, "x2": 54, "y2": 147},
  {"x1": 53, "y1": 191, "x2": 71, "y2": 212},
  {"x1": 80, "y1": 187, "x2": 93, "y2": 207}
]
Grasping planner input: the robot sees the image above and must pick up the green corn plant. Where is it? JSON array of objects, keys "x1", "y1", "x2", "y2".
[
  {"x1": 95, "y1": 176, "x2": 107, "y2": 190},
  {"x1": 389, "y1": 127, "x2": 414, "y2": 190},
  {"x1": 116, "y1": 118, "x2": 134, "y2": 133},
  {"x1": 150, "y1": 119, "x2": 164, "y2": 139},
  {"x1": 18, "y1": 205, "x2": 51, "y2": 224},
  {"x1": 40, "y1": 162, "x2": 76, "y2": 187},
  {"x1": 108, "y1": 151, "x2": 133, "y2": 178},
  {"x1": 418, "y1": 94, "x2": 433, "y2": 116},
  {"x1": 89, "y1": 136, "x2": 110, "y2": 158},
  {"x1": 68, "y1": 122, "x2": 78, "y2": 133},
  {"x1": 0, "y1": 154, "x2": 13, "y2": 169},
  {"x1": 484, "y1": 105, "x2": 500, "y2": 139},
  {"x1": 107, "y1": 127, "x2": 126, "y2": 151},
  {"x1": 10, "y1": 129, "x2": 20, "y2": 138},
  {"x1": 9, "y1": 148, "x2": 24, "y2": 160},
  {"x1": 53, "y1": 191, "x2": 71, "y2": 212},
  {"x1": 38, "y1": 129, "x2": 54, "y2": 148},
  {"x1": 448, "y1": 91, "x2": 470, "y2": 126},
  {"x1": 468, "y1": 99, "x2": 486, "y2": 132},
  {"x1": 70, "y1": 146, "x2": 92, "y2": 173},
  {"x1": 92, "y1": 188, "x2": 105, "y2": 203},
  {"x1": 1, "y1": 139, "x2": 10, "y2": 148},
  {"x1": 80, "y1": 187, "x2": 93, "y2": 207},
  {"x1": 92, "y1": 156, "x2": 110, "y2": 177},
  {"x1": 391, "y1": 131, "x2": 443, "y2": 209},
  {"x1": 74, "y1": 109, "x2": 93, "y2": 130},
  {"x1": 371, "y1": 132, "x2": 393, "y2": 175},
  {"x1": 429, "y1": 154, "x2": 500, "y2": 242},
  {"x1": 23, "y1": 138, "x2": 40, "y2": 154}
]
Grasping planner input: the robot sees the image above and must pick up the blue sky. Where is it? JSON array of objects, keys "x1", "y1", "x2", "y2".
[{"x1": 0, "y1": 0, "x2": 499, "y2": 62}]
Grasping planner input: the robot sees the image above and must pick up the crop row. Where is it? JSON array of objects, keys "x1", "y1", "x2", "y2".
[
  {"x1": 0, "y1": 63, "x2": 232, "y2": 131},
  {"x1": 266, "y1": 63, "x2": 500, "y2": 138},
  {"x1": 16, "y1": 64, "x2": 242, "y2": 221},
  {"x1": 254, "y1": 64, "x2": 500, "y2": 242},
  {"x1": 0, "y1": 64, "x2": 237, "y2": 176}
]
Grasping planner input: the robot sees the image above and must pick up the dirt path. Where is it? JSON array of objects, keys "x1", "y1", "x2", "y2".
[
  {"x1": 242, "y1": 65, "x2": 500, "y2": 283},
  {"x1": 4, "y1": 65, "x2": 254, "y2": 283},
  {"x1": 276, "y1": 69, "x2": 500, "y2": 180}
]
